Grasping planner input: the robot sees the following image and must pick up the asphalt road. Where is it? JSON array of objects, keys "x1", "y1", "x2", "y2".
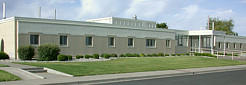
[{"x1": 95, "y1": 70, "x2": 246, "y2": 85}]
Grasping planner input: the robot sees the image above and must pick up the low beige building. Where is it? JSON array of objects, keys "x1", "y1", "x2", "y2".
[{"x1": 0, "y1": 17, "x2": 245, "y2": 60}]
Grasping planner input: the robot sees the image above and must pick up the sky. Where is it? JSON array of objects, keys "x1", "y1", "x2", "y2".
[{"x1": 0, "y1": 0, "x2": 246, "y2": 36}]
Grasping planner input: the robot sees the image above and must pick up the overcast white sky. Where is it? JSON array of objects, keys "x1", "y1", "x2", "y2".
[{"x1": 1, "y1": 0, "x2": 246, "y2": 36}]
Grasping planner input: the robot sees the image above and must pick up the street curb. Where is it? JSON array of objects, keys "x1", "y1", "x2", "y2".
[
  {"x1": 18, "y1": 68, "x2": 46, "y2": 79},
  {"x1": 44, "y1": 67, "x2": 74, "y2": 77},
  {"x1": 45, "y1": 66, "x2": 246, "y2": 85}
]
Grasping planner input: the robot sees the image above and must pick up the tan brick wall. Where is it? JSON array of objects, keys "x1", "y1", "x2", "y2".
[{"x1": 18, "y1": 34, "x2": 176, "y2": 57}]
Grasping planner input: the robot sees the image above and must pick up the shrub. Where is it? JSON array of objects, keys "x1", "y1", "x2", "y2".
[
  {"x1": 185, "y1": 53, "x2": 190, "y2": 56},
  {"x1": 203, "y1": 53, "x2": 210, "y2": 56},
  {"x1": 18, "y1": 45, "x2": 34, "y2": 60},
  {"x1": 76, "y1": 55, "x2": 83, "y2": 59},
  {"x1": 85, "y1": 55, "x2": 91, "y2": 59},
  {"x1": 181, "y1": 53, "x2": 185, "y2": 56},
  {"x1": 152, "y1": 53, "x2": 158, "y2": 57},
  {"x1": 208, "y1": 54, "x2": 217, "y2": 58},
  {"x1": 218, "y1": 53, "x2": 225, "y2": 55},
  {"x1": 171, "y1": 54, "x2": 176, "y2": 56},
  {"x1": 119, "y1": 54, "x2": 125, "y2": 57},
  {"x1": 110, "y1": 54, "x2": 118, "y2": 57},
  {"x1": 158, "y1": 53, "x2": 164, "y2": 57},
  {"x1": 194, "y1": 53, "x2": 199, "y2": 56},
  {"x1": 234, "y1": 54, "x2": 239, "y2": 56},
  {"x1": 0, "y1": 51, "x2": 9, "y2": 59},
  {"x1": 67, "y1": 55, "x2": 72, "y2": 60},
  {"x1": 37, "y1": 44, "x2": 60, "y2": 61},
  {"x1": 140, "y1": 53, "x2": 146, "y2": 57},
  {"x1": 125, "y1": 53, "x2": 133, "y2": 57},
  {"x1": 57, "y1": 54, "x2": 68, "y2": 61},
  {"x1": 177, "y1": 54, "x2": 181, "y2": 56},
  {"x1": 100, "y1": 54, "x2": 105, "y2": 57},
  {"x1": 147, "y1": 54, "x2": 152, "y2": 57},
  {"x1": 133, "y1": 53, "x2": 140, "y2": 57},
  {"x1": 93, "y1": 53, "x2": 99, "y2": 59},
  {"x1": 104, "y1": 53, "x2": 110, "y2": 59},
  {"x1": 165, "y1": 54, "x2": 169, "y2": 56}
]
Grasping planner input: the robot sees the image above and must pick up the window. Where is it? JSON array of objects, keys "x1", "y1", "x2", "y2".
[
  {"x1": 218, "y1": 42, "x2": 221, "y2": 49},
  {"x1": 60, "y1": 35, "x2": 67, "y2": 46},
  {"x1": 202, "y1": 36, "x2": 211, "y2": 48},
  {"x1": 108, "y1": 37, "x2": 115, "y2": 47},
  {"x1": 166, "y1": 40, "x2": 171, "y2": 48},
  {"x1": 240, "y1": 43, "x2": 243, "y2": 49},
  {"x1": 86, "y1": 36, "x2": 93, "y2": 46},
  {"x1": 234, "y1": 43, "x2": 236, "y2": 49},
  {"x1": 128, "y1": 38, "x2": 134, "y2": 47},
  {"x1": 175, "y1": 35, "x2": 187, "y2": 46},
  {"x1": 146, "y1": 39, "x2": 155, "y2": 47},
  {"x1": 30, "y1": 34, "x2": 39, "y2": 45},
  {"x1": 226, "y1": 43, "x2": 229, "y2": 49}
]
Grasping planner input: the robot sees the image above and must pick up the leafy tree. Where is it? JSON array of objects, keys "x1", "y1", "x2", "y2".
[
  {"x1": 207, "y1": 17, "x2": 237, "y2": 35},
  {"x1": 156, "y1": 22, "x2": 168, "y2": 29}
]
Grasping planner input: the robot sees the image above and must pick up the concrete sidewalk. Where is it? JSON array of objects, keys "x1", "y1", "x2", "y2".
[
  {"x1": 1, "y1": 64, "x2": 246, "y2": 85},
  {"x1": 0, "y1": 61, "x2": 43, "y2": 80}
]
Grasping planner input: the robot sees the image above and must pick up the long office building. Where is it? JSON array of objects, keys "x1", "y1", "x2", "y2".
[{"x1": 0, "y1": 16, "x2": 246, "y2": 60}]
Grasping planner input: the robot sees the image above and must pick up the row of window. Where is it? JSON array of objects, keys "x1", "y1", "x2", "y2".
[
  {"x1": 218, "y1": 42, "x2": 243, "y2": 49},
  {"x1": 30, "y1": 34, "x2": 172, "y2": 48},
  {"x1": 114, "y1": 20, "x2": 155, "y2": 28}
]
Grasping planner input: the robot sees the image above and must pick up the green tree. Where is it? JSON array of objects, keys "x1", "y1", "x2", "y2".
[
  {"x1": 207, "y1": 17, "x2": 237, "y2": 35},
  {"x1": 156, "y1": 22, "x2": 168, "y2": 29}
]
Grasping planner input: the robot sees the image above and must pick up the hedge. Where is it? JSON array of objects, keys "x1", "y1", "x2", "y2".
[
  {"x1": 57, "y1": 54, "x2": 68, "y2": 61},
  {"x1": 110, "y1": 54, "x2": 118, "y2": 57},
  {"x1": 85, "y1": 55, "x2": 91, "y2": 59},
  {"x1": 37, "y1": 44, "x2": 60, "y2": 61},
  {"x1": 125, "y1": 53, "x2": 133, "y2": 57},
  {"x1": 104, "y1": 53, "x2": 110, "y2": 59},
  {"x1": 18, "y1": 45, "x2": 34, "y2": 60},
  {"x1": 93, "y1": 53, "x2": 99, "y2": 59},
  {"x1": 119, "y1": 54, "x2": 125, "y2": 57},
  {"x1": 193, "y1": 53, "x2": 217, "y2": 58},
  {"x1": 147, "y1": 54, "x2": 152, "y2": 57},
  {"x1": 140, "y1": 53, "x2": 146, "y2": 57},
  {"x1": 76, "y1": 55, "x2": 83, "y2": 59},
  {"x1": 158, "y1": 53, "x2": 164, "y2": 57},
  {"x1": 133, "y1": 53, "x2": 140, "y2": 57},
  {"x1": 165, "y1": 54, "x2": 169, "y2": 56},
  {"x1": 0, "y1": 51, "x2": 9, "y2": 59},
  {"x1": 67, "y1": 55, "x2": 72, "y2": 60},
  {"x1": 152, "y1": 53, "x2": 157, "y2": 57}
]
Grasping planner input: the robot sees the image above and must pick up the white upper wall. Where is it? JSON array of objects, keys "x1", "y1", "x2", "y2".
[
  {"x1": 189, "y1": 30, "x2": 226, "y2": 36},
  {"x1": 86, "y1": 17, "x2": 156, "y2": 28},
  {"x1": 86, "y1": 17, "x2": 113, "y2": 24}
]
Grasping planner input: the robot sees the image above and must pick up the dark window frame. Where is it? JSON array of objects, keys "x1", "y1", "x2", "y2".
[
  {"x1": 60, "y1": 35, "x2": 68, "y2": 46},
  {"x1": 86, "y1": 36, "x2": 93, "y2": 47},
  {"x1": 128, "y1": 38, "x2": 134, "y2": 47},
  {"x1": 30, "y1": 34, "x2": 39, "y2": 45}
]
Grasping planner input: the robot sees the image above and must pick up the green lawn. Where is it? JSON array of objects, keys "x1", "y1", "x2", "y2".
[
  {"x1": 0, "y1": 64, "x2": 21, "y2": 82},
  {"x1": 0, "y1": 64, "x2": 9, "y2": 67},
  {"x1": 15, "y1": 56, "x2": 246, "y2": 76}
]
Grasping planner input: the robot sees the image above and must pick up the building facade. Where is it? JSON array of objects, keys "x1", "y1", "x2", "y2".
[{"x1": 0, "y1": 17, "x2": 246, "y2": 60}]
